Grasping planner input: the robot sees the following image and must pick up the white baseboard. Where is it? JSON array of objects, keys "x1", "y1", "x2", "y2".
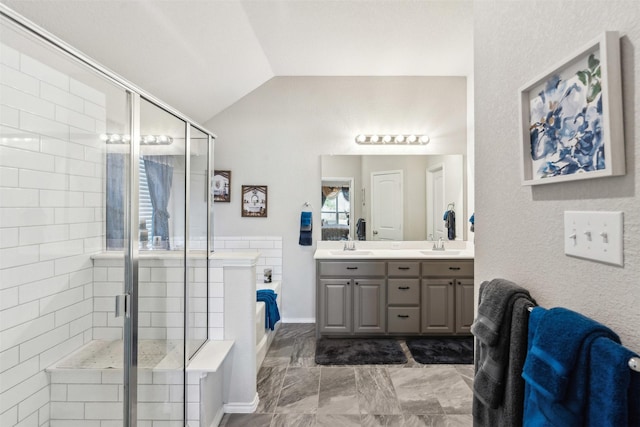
[
  {"x1": 223, "y1": 393, "x2": 259, "y2": 413},
  {"x1": 209, "y1": 406, "x2": 225, "y2": 427},
  {"x1": 281, "y1": 317, "x2": 315, "y2": 323}
]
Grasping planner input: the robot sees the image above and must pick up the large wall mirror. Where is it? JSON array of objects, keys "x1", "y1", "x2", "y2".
[{"x1": 321, "y1": 155, "x2": 466, "y2": 241}]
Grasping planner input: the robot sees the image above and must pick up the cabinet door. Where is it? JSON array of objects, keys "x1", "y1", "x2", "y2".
[
  {"x1": 421, "y1": 278, "x2": 454, "y2": 334},
  {"x1": 353, "y1": 279, "x2": 386, "y2": 334},
  {"x1": 319, "y1": 279, "x2": 352, "y2": 334},
  {"x1": 455, "y1": 278, "x2": 475, "y2": 334}
]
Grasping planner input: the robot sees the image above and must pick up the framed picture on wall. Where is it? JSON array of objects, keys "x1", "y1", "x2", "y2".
[
  {"x1": 519, "y1": 31, "x2": 625, "y2": 186},
  {"x1": 212, "y1": 170, "x2": 231, "y2": 202},
  {"x1": 242, "y1": 185, "x2": 268, "y2": 217}
]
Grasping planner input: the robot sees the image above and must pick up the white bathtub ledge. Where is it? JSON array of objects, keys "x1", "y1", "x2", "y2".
[{"x1": 186, "y1": 340, "x2": 234, "y2": 374}]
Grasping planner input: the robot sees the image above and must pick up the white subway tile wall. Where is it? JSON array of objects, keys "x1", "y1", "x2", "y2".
[
  {"x1": 209, "y1": 236, "x2": 283, "y2": 339},
  {"x1": 0, "y1": 42, "x2": 106, "y2": 426}
]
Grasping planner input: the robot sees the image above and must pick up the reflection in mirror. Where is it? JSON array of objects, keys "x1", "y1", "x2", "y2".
[
  {"x1": 321, "y1": 155, "x2": 466, "y2": 241},
  {"x1": 320, "y1": 178, "x2": 353, "y2": 241}
]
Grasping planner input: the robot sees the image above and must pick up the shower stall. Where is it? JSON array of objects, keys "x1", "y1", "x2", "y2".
[{"x1": 0, "y1": 6, "x2": 215, "y2": 427}]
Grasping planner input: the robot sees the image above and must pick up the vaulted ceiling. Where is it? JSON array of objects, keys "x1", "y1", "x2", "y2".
[{"x1": 2, "y1": 0, "x2": 473, "y2": 124}]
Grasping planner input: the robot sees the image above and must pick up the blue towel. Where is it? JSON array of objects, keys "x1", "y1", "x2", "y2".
[
  {"x1": 588, "y1": 337, "x2": 640, "y2": 426},
  {"x1": 299, "y1": 211, "x2": 312, "y2": 246},
  {"x1": 257, "y1": 289, "x2": 280, "y2": 330},
  {"x1": 443, "y1": 210, "x2": 455, "y2": 240},
  {"x1": 523, "y1": 307, "x2": 621, "y2": 426}
]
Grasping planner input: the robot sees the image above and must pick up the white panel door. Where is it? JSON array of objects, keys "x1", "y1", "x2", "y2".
[{"x1": 371, "y1": 170, "x2": 403, "y2": 240}]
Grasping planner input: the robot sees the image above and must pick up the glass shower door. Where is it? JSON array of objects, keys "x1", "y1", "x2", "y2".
[{"x1": 136, "y1": 98, "x2": 186, "y2": 425}]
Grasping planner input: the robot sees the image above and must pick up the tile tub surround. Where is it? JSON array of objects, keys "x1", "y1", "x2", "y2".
[{"x1": 220, "y1": 323, "x2": 473, "y2": 427}]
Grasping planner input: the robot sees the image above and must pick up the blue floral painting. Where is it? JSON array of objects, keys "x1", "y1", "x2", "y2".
[{"x1": 528, "y1": 53, "x2": 604, "y2": 179}]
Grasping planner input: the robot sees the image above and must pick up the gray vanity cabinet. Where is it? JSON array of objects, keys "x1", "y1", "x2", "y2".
[
  {"x1": 316, "y1": 257, "x2": 473, "y2": 337},
  {"x1": 421, "y1": 260, "x2": 474, "y2": 335},
  {"x1": 318, "y1": 279, "x2": 352, "y2": 334},
  {"x1": 317, "y1": 261, "x2": 386, "y2": 336},
  {"x1": 387, "y1": 261, "x2": 421, "y2": 334},
  {"x1": 353, "y1": 279, "x2": 386, "y2": 334}
]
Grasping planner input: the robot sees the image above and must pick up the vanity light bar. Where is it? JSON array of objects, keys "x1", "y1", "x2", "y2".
[
  {"x1": 355, "y1": 134, "x2": 430, "y2": 145},
  {"x1": 100, "y1": 133, "x2": 174, "y2": 145}
]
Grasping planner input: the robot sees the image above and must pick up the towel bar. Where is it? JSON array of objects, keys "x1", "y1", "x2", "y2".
[{"x1": 525, "y1": 306, "x2": 640, "y2": 373}]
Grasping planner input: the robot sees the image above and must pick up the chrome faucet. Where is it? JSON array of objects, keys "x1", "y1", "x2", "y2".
[
  {"x1": 432, "y1": 237, "x2": 445, "y2": 251},
  {"x1": 343, "y1": 238, "x2": 356, "y2": 251}
]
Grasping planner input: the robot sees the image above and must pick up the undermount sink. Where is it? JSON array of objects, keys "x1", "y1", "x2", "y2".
[
  {"x1": 329, "y1": 250, "x2": 373, "y2": 256},
  {"x1": 420, "y1": 250, "x2": 462, "y2": 256}
]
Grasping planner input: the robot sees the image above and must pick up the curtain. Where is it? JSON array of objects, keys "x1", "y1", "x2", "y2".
[
  {"x1": 322, "y1": 186, "x2": 339, "y2": 206},
  {"x1": 341, "y1": 186, "x2": 350, "y2": 202},
  {"x1": 106, "y1": 153, "x2": 125, "y2": 250},
  {"x1": 144, "y1": 155, "x2": 174, "y2": 250}
]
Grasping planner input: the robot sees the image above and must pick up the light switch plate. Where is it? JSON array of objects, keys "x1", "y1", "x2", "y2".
[{"x1": 564, "y1": 211, "x2": 623, "y2": 266}]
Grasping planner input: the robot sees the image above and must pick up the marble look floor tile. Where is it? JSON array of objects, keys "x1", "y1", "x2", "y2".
[
  {"x1": 317, "y1": 367, "x2": 359, "y2": 415},
  {"x1": 454, "y1": 365, "x2": 474, "y2": 390},
  {"x1": 388, "y1": 368, "x2": 444, "y2": 415},
  {"x1": 417, "y1": 366, "x2": 472, "y2": 415},
  {"x1": 257, "y1": 366, "x2": 288, "y2": 413},
  {"x1": 355, "y1": 367, "x2": 402, "y2": 415},
  {"x1": 262, "y1": 356, "x2": 292, "y2": 368},
  {"x1": 276, "y1": 323, "x2": 316, "y2": 340},
  {"x1": 220, "y1": 413, "x2": 273, "y2": 427},
  {"x1": 290, "y1": 337, "x2": 317, "y2": 368},
  {"x1": 441, "y1": 414, "x2": 473, "y2": 426},
  {"x1": 275, "y1": 368, "x2": 321, "y2": 414},
  {"x1": 361, "y1": 414, "x2": 406, "y2": 426},
  {"x1": 316, "y1": 414, "x2": 361, "y2": 427},
  {"x1": 271, "y1": 413, "x2": 316, "y2": 427},
  {"x1": 267, "y1": 335, "x2": 297, "y2": 358}
]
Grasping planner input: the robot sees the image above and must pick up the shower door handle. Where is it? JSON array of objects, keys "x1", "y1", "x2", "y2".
[{"x1": 115, "y1": 294, "x2": 130, "y2": 318}]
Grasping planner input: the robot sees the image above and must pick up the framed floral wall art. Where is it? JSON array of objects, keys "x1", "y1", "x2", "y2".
[{"x1": 519, "y1": 31, "x2": 625, "y2": 186}]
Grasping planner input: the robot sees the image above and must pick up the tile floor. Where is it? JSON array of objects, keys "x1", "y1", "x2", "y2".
[{"x1": 220, "y1": 324, "x2": 474, "y2": 427}]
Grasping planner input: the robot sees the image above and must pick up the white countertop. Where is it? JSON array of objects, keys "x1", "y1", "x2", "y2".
[{"x1": 313, "y1": 241, "x2": 474, "y2": 260}]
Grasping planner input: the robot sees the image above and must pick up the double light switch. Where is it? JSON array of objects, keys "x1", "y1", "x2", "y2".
[{"x1": 564, "y1": 211, "x2": 623, "y2": 266}]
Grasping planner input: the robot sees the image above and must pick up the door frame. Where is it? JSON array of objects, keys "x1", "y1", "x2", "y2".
[{"x1": 426, "y1": 163, "x2": 445, "y2": 240}]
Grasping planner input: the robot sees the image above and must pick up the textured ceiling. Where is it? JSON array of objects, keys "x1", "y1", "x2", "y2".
[{"x1": 1, "y1": 0, "x2": 473, "y2": 124}]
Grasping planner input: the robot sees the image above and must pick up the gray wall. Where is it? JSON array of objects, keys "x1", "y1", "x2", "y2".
[
  {"x1": 474, "y1": 0, "x2": 640, "y2": 349},
  {"x1": 206, "y1": 76, "x2": 468, "y2": 321}
]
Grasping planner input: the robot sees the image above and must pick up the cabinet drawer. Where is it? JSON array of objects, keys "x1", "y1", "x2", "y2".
[
  {"x1": 388, "y1": 261, "x2": 420, "y2": 277},
  {"x1": 318, "y1": 261, "x2": 385, "y2": 277},
  {"x1": 388, "y1": 307, "x2": 420, "y2": 333},
  {"x1": 388, "y1": 279, "x2": 420, "y2": 305},
  {"x1": 421, "y1": 260, "x2": 473, "y2": 277}
]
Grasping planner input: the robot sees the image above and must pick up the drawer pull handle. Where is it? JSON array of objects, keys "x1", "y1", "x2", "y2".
[
  {"x1": 346, "y1": 267, "x2": 358, "y2": 270},
  {"x1": 398, "y1": 267, "x2": 410, "y2": 270},
  {"x1": 449, "y1": 267, "x2": 461, "y2": 270},
  {"x1": 398, "y1": 314, "x2": 410, "y2": 318},
  {"x1": 398, "y1": 286, "x2": 410, "y2": 290}
]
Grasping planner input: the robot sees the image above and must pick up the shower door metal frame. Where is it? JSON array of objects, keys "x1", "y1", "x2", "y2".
[
  {"x1": 0, "y1": 5, "x2": 216, "y2": 427},
  {"x1": 124, "y1": 94, "x2": 141, "y2": 427}
]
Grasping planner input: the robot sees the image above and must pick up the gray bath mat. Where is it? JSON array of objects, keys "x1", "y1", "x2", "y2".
[
  {"x1": 406, "y1": 336, "x2": 474, "y2": 364},
  {"x1": 315, "y1": 338, "x2": 407, "y2": 365}
]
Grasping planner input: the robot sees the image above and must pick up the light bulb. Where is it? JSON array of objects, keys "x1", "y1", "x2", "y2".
[
  {"x1": 356, "y1": 134, "x2": 366, "y2": 143},
  {"x1": 407, "y1": 135, "x2": 417, "y2": 143},
  {"x1": 370, "y1": 135, "x2": 379, "y2": 143},
  {"x1": 394, "y1": 135, "x2": 405, "y2": 144},
  {"x1": 99, "y1": 133, "x2": 109, "y2": 142},
  {"x1": 382, "y1": 135, "x2": 392, "y2": 144},
  {"x1": 419, "y1": 135, "x2": 430, "y2": 144}
]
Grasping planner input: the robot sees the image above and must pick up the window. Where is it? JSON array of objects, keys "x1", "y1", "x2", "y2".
[
  {"x1": 138, "y1": 158, "x2": 153, "y2": 236},
  {"x1": 321, "y1": 186, "x2": 350, "y2": 226}
]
